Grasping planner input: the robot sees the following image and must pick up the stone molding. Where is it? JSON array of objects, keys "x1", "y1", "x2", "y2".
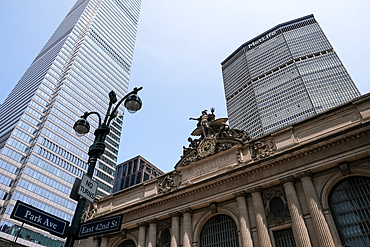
[{"x1": 96, "y1": 128, "x2": 370, "y2": 220}]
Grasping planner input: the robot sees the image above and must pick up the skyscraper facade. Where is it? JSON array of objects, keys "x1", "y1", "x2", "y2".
[
  {"x1": 113, "y1": 155, "x2": 164, "y2": 193},
  {"x1": 0, "y1": 0, "x2": 141, "y2": 245},
  {"x1": 221, "y1": 14, "x2": 360, "y2": 138}
]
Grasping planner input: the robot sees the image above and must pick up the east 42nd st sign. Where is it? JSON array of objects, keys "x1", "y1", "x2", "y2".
[{"x1": 77, "y1": 214, "x2": 122, "y2": 239}]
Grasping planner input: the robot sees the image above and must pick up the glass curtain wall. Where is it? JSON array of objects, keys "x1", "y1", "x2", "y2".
[{"x1": 0, "y1": 0, "x2": 142, "y2": 245}]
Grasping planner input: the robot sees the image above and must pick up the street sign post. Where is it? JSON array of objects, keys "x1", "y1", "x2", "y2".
[
  {"x1": 78, "y1": 174, "x2": 97, "y2": 203},
  {"x1": 10, "y1": 201, "x2": 69, "y2": 238},
  {"x1": 77, "y1": 215, "x2": 123, "y2": 239}
]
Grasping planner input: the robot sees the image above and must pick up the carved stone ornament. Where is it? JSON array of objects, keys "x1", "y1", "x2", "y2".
[
  {"x1": 157, "y1": 221, "x2": 171, "y2": 247},
  {"x1": 176, "y1": 108, "x2": 250, "y2": 168},
  {"x1": 251, "y1": 138, "x2": 277, "y2": 161},
  {"x1": 81, "y1": 202, "x2": 98, "y2": 221},
  {"x1": 157, "y1": 175, "x2": 175, "y2": 194},
  {"x1": 263, "y1": 187, "x2": 290, "y2": 226}
]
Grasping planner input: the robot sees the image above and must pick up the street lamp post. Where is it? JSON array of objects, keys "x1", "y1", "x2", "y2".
[{"x1": 64, "y1": 87, "x2": 143, "y2": 247}]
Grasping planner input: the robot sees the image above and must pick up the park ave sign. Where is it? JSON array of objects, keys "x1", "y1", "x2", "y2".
[{"x1": 11, "y1": 200, "x2": 69, "y2": 238}]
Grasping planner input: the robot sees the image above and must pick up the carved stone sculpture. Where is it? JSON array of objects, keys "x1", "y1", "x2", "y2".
[
  {"x1": 251, "y1": 138, "x2": 277, "y2": 160},
  {"x1": 157, "y1": 175, "x2": 175, "y2": 194},
  {"x1": 176, "y1": 108, "x2": 250, "y2": 168}
]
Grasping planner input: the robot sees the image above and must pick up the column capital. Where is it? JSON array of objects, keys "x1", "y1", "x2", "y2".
[
  {"x1": 280, "y1": 176, "x2": 295, "y2": 185},
  {"x1": 181, "y1": 208, "x2": 193, "y2": 214},
  {"x1": 233, "y1": 191, "x2": 247, "y2": 198},
  {"x1": 249, "y1": 186, "x2": 262, "y2": 194},
  {"x1": 138, "y1": 222, "x2": 148, "y2": 228},
  {"x1": 148, "y1": 219, "x2": 158, "y2": 225},
  {"x1": 170, "y1": 212, "x2": 182, "y2": 218},
  {"x1": 296, "y1": 171, "x2": 312, "y2": 180}
]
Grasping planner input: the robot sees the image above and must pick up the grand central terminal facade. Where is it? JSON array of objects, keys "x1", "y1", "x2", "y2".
[{"x1": 79, "y1": 93, "x2": 370, "y2": 247}]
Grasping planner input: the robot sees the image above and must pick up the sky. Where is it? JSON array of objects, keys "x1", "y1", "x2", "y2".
[{"x1": 0, "y1": 0, "x2": 369, "y2": 173}]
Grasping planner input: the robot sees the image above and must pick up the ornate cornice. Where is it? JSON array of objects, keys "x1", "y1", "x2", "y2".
[{"x1": 97, "y1": 127, "x2": 370, "y2": 220}]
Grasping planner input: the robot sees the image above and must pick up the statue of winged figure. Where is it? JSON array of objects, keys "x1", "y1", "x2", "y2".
[{"x1": 189, "y1": 108, "x2": 228, "y2": 138}]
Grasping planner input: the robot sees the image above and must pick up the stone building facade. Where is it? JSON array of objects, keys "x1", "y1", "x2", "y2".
[{"x1": 79, "y1": 93, "x2": 370, "y2": 247}]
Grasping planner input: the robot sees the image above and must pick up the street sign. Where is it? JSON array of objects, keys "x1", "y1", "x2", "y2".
[
  {"x1": 78, "y1": 174, "x2": 97, "y2": 203},
  {"x1": 10, "y1": 200, "x2": 69, "y2": 238},
  {"x1": 77, "y1": 215, "x2": 123, "y2": 239}
]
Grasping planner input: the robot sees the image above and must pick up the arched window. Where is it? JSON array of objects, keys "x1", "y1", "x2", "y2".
[
  {"x1": 118, "y1": 239, "x2": 136, "y2": 247},
  {"x1": 200, "y1": 214, "x2": 239, "y2": 247},
  {"x1": 329, "y1": 176, "x2": 370, "y2": 247}
]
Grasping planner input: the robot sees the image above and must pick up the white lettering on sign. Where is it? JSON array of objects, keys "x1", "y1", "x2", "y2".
[
  {"x1": 24, "y1": 210, "x2": 57, "y2": 230},
  {"x1": 248, "y1": 31, "x2": 277, "y2": 49},
  {"x1": 43, "y1": 218, "x2": 57, "y2": 230},
  {"x1": 24, "y1": 210, "x2": 42, "y2": 223}
]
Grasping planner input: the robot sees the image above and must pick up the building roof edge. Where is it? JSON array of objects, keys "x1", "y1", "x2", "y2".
[{"x1": 220, "y1": 14, "x2": 314, "y2": 66}]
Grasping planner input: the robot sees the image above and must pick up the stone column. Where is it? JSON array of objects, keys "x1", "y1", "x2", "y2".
[
  {"x1": 234, "y1": 192, "x2": 254, "y2": 247},
  {"x1": 251, "y1": 187, "x2": 272, "y2": 247},
  {"x1": 100, "y1": 236, "x2": 109, "y2": 247},
  {"x1": 281, "y1": 177, "x2": 312, "y2": 247},
  {"x1": 148, "y1": 220, "x2": 158, "y2": 247},
  {"x1": 92, "y1": 236, "x2": 101, "y2": 247},
  {"x1": 138, "y1": 223, "x2": 148, "y2": 247},
  {"x1": 182, "y1": 208, "x2": 193, "y2": 247},
  {"x1": 171, "y1": 212, "x2": 181, "y2": 247},
  {"x1": 298, "y1": 171, "x2": 335, "y2": 247}
]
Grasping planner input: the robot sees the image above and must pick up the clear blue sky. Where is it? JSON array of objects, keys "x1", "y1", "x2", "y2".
[{"x1": 1, "y1": 0, "x2": 369, "y2": 173}]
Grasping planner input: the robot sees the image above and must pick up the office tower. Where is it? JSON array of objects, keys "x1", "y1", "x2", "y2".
[
  {"x1": 221, "y1": 14, "x2": 360, "y2": 138},
  {"x1": 0, "y1": 0, "x2": 142, "y2": 245},
  {"x1": 113, "y1": 155, "x2": 164, "y2": 193}
]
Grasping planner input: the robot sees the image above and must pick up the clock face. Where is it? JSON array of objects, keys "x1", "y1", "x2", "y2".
[{"x1": 197, "y1": 137, "x2": 216, "y2": 158}]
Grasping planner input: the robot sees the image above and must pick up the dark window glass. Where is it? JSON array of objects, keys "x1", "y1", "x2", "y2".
[
  {"x1": 160, "y1": 228, "x2": 171, "y2": 246},
  {"x1": 122, "y1": 164, "x2": 127, "y2": 176},
  {"x1": 133, "y1": 159, "x2": 138, "y2": 171},
  {"x1": 274, "y1": 228, "x2": 296, "y2": 247},
  {"x1": 118, "y1": 239, "x2": 135, "y2": 247},
  {"x1": 127, "y1": 162, "x2": 132, "y2": 174},
  {"x1": 136, "y1": 173, "x2": 142, "y2": 184},
  {"x1": 270, "y1": 197, "x2": 285, "y2": 217}
]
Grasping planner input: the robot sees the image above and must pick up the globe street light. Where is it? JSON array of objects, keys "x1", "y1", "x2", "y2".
[{"x1": 65, "y1": 87, "x2": 143, "y2": 247}]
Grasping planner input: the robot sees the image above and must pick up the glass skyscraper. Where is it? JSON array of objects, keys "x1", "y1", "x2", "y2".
[
  {"x1": 0, "y1": 0, "x2": 141, "y2": 245},
  {"x1": 221, "y1": 14, "x2": 360, "y2": 138}
]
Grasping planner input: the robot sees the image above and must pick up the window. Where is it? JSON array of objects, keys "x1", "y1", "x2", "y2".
[
  {"x1": 329, "y1": 176, "x2": 370, "y2": 247},
  {"x1": 200, "y1": 215, "x2": 239, "y2": 247},
  {"x1": 270, "y1": 197, "x2": 285, "y2": 217},
  {"x1": 160, "y1": 228, "x2": 171, "y2": 247},
  {"x1": 118, "y1": 239, "x2": 135, "y2": 247},
  {"x1": 274, "y1": 228, "x2": 296, "y2": 247}
]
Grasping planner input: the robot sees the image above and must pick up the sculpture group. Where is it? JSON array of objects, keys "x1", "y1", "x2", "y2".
[{"x1": 179, "y1": 108, "x2": 250, "y2": 166}]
